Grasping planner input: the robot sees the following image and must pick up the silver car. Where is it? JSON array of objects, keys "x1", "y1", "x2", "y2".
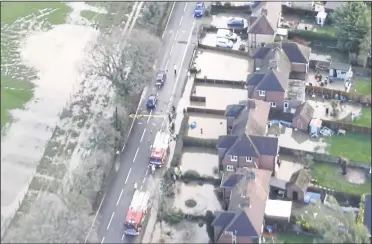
[{"x1": 216, "y1": 37, "x2": 233, "y2": 48}]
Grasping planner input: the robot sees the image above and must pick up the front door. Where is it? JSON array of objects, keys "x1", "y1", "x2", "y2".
[{"x1": 292, "y1": 191, "x2": 298, "y2": 201}]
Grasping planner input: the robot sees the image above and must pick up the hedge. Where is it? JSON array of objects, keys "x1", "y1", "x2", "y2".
[
  {"x1": 288, "y1": 29, "x2": 338, "y2": 44},
  {"x1": 181, "y1": 170, "x2": 221, "y2": 186},
  {"x1": 170, "y1": 114, "x2": 189, "y2": 167},
  {"x1": 357, "y1": 194, "x2": 366, "y2": 225},
  {"x1": 182, "y1": 136, "x2": 218, "y2": 149}
]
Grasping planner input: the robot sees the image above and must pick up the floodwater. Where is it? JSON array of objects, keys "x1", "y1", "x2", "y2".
[
  {"x1": 200, "y1": 32, "x2": 245, "y2": 51},
  {"x1": 187, "y1": 114, "x2": 226, "y2": 139},
  {"x1": 173, "y1": 182, "x2": 222, "y2": 215},
  {"x1": 193, "y1": 84, "x2": 247, "y2": 109},
  {"x1": 180, "y1": 147, "x2": 219, "y2": 178},
  {"x1": 194, "y1": 49, "x2": 250, "y2": 81}
]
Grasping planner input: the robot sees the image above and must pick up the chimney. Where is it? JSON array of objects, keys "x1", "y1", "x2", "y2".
[{"x1": 261, "y1": 7, "x2": 267, "y2": 16}]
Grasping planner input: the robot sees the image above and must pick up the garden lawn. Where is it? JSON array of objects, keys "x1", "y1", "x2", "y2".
[
  {"x1": 353, "y1": 107, "x2": 371, "y2": 127},
  {"x1": 273, "y1": 233, "x2": 315, "y2": 243},
  {"x1": 325, "y1": 133, "x2": 371, "y2": 163},
  {"x1": 1, "y1": 76, "x2": 34, "y2": 128},
  {"x1": 353, "y1": 76, "x2": 371, "y2": 95},
  {"x1": 311, "y1": 163, "x2": 371, "y2": 195},
  {"x1": 314, "y1": 25, "x2": 337, "y2": 37}
]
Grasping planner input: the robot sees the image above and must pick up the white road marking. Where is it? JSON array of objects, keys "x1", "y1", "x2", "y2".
[
  {"x1": 122, "y1": 233, "x2": 125, "y2": 240},
  {"x1": 145, "y1": 168, "x2": 149, "y2": 175},
  {"x1": 125, "y1": 168, "x2": 132, "y2": 184},
  {"x1": 184, "y1": 2, "x2": 188, "y2": 12},
  {"x1": 169, "y1": 44, "x2": 174, "y2": 55},
  {"x1": 175, "y1": 30, "x2": 179, "y2": 41},
  {"x1": 133, "y1": 148, "x2": 139, "y2": 162},
  {"x1": 147, "y1": 110, "x2": 153, "y2": 123},
  {"x1": 84, "y1": 193, "x2": 106, "y2": 243},
  {"x1": 162, "y1": 1, "x2": 175, "y2": 39},
  {"x1": 140, "y1": 185, "x2": 143, "y2": 191},
  {"x1": 101, "y1": 237, "x2": 105, "y2": 244},
  {"x1": 179, "y1": 15, "x2": 183, "y2": 26},
  {"x1": 116, "y1": 189, "x2": 124, "y2": 206},
  {"x1": 140, "y1": 128, "x2": 146, "y2": 142},
  {"x1": 107, "y1": 212, "x2": 115, "y2": 230},
  {"x1": 165, "y1": 59, "x2": 169, "y2": 70},
  {"x1": 143, "y1": 177, "x2": 146, "y2": 184}
]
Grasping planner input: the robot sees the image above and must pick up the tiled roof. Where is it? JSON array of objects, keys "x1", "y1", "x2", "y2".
[
  {"x1": 255, "y1": 70, "x2": 287, "y2": 92},
  {"x1": 248, "y1": 14, "x2": 275, "y2": 35}
]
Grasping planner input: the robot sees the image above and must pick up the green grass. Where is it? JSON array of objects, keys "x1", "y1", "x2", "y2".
[
  {"x1": 313, "y1": 25, "x2": 337, "y2": 37},
  {"x1": 1, "y1": 2, "x2": 71, "y2": 25},
  {"x1": 353, "y1": 107, "x2": 371, "y2": 127},
  {"x1": 1, "y1": 76, "x2": 34, "y2": 128},
  {"x1": 325, "y1": 133, "x2": 371, "y2": 163},
  {"x1": 273, "y1": 233, "x2": 315, "y2": 244},
  {"x1": 353, "y1": 76, "x2": 371, "y2": 95},
  {"x1": 311, "y1": 163, "x2": 371, "y2": 195}
]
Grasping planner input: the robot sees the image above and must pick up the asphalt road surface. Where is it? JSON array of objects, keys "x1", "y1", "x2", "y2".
[{"x1": 85, "y1": 2, "x2": 200, "y2": 243}]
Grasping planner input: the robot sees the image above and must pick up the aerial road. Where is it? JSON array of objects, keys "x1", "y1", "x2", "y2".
[{"x1": 84, "y1": 2, "x2": 200, "y2": 243}]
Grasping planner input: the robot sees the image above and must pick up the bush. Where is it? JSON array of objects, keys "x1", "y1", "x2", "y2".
[
  {"x1": 185, "y1": 199, "x2": 197, "y2": 208},
  {"x1": 160, "y1": 207, "x2": 184, "y2": 225},
  {"x1": 288, "y1": 30, "x2": 338, "y2": 44},
  {"x1": 182, "y1": 170, "x2": 201, "y2": 181},
  {"x1": 183, "y1": 137, "x2": 218, "y2": 148}
]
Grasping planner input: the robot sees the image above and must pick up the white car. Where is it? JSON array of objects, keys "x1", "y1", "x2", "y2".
[
  {"x1": 217, "y1": 29, "x2": 238, "y2": 41},
  {"x1": 216, "y1": 37, "x2": 233, "y2": 48}
]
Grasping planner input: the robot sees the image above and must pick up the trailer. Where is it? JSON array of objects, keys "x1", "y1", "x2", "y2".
[
  {"x1": 149, "y1": 131, "x2": 170, "y2": 167},
  {"x1": 124, "y1": 190, "x2": 150, "y2": 236}
]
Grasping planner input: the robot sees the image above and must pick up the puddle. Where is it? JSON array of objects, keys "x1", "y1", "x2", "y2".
[
  {"x1": 180, "y1": 147, "x2": 219, "y2": 178},
  {"x1": 187, "y1": 114, "x2": 226, "y2": 139}
]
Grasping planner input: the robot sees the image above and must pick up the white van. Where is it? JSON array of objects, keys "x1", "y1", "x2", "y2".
[{"x1": 217, "y1": 29, "x2": 238, "y2": 41}]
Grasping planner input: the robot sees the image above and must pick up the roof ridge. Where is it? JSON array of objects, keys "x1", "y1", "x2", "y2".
[{"x1": 246, "y1": 135, "x2": 260, "y2": 165}]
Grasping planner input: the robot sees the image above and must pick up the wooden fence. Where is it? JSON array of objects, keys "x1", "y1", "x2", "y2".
[
  {"x1": 321, "y1": 119, "x2": 371, "y2": 134},
  {"x1": 186, "y1": 107, "x2": 225, "y2": 115},
  {"x1": 305, "y1": 85, "x2": 371, "y2": 105}
]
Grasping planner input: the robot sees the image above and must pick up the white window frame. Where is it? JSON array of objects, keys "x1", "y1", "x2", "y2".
[
  {"x1": 231, "y1": 155, "x2": 238, "y2": 161},
  {"x1": 284, "y1": 102, "x2": 289, "y2": 108},
  {"x1": 246, "y1": 157, "x2": 252, "y2": 162},
  {"x1": 226, "y1": 165, "x2": 234, "y2": 172},
  {"x1": 270, "y1": 102, "x2": 276, "y2": 107},
  {"x1": 258, "y1": 90, "x2": 266, "y2": 96}
]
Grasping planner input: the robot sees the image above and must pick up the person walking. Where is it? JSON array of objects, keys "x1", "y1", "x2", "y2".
[
  {"x1": 134, "y1": 182, "x2": 138, "y2": 190},
  {"x1": 173, "y1": 64, "x2": 177, "y2": 76}
]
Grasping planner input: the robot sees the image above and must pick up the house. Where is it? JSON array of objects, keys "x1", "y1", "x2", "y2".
[
  {"x1": 216, "y1": 134, "x2": 279, "y2": 173},
  {"x1": 225, "y1": 100, "x2": 271, "y2": 136},
  {"x1": 286, "y1": 169, "x2": 311, "y2": 202},
  {"x1": 365, "y1": 194, "x2": 371, "y2": 237},
  {"x1": 292, "y1": 102, "x2": 315, "y2": 131},
  {"x1": 213, "y1": 168, "x2": 272, "y2": 243},
  {"x1": 248, "y1": 14, "x2": 275, "y2": 49},
  {"x1": 328, "y1": 61, "x2": 353, "y2": 81},
  {"x1": 281, "y1": 42, "x2": 311, "y2": 77}
]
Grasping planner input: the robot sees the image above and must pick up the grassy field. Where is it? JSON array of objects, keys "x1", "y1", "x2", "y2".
[
  {"x1": 270, "y1": 233, "x2": 316, "y2": 243},
  {"x1": 353, "y1": 76, "x2": 372, "y2": 95},
  {"x1": 353, "y1": 107, "x2": 371, "y2": 127},
  {"x1": 1, "y1": 2, "x2": 71, "y2": 129},
  {"x1": 311, "y1": 163, "x2": 371, "y2": 195},
  {"x1": 325, "y1": 133, "x2": 371, "y2": 163}
]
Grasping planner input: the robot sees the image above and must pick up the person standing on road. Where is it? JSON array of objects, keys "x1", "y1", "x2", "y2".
[{"x1": 173, "y1": 64, "x2": 177, "y2": 76}]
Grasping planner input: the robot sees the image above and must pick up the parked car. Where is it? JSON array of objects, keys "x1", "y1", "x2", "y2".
[
  {"x1": 155, "y1": 71, "x2": 167, "y2": 88},
  {"x1": 217, "y1": 29, "x2": 237, "y2": 41},
  {"x1": 216, "y1": 37, "x2": 233, "y2": 48},
  {"x1": 193, "y1": 2, "x2": 205, "y2": 18},
  {"x1": 227, "y1": 17, "x2": 245, "y2": 30},
  {"x1": 146, "y1": 94, "x2": 157, "y2": 109}
]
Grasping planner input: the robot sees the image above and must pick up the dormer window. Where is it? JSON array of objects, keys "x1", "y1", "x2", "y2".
[
  {"x1": 246, "y1": 157, "x2": 252, "y2": 162},
  {"x1": 258, "y1": 90, "x2": 265, "y2": 96},
  {"x1": 231, "y1": 155, "x2": 238, "y2": 161}
]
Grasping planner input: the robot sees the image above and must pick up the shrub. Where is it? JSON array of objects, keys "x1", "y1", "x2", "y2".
[
  {"x1": 185, "y1": 199, "x2": 197, "y2": 208},
  {"x1": 182, "y1": 137, "x2": 218, "y2": 148},
  {"x1": 161, "y1": 207, "x2": 184, "y2": 225},
  {"x1": 182, "y1": 170, "x2": 201, "y2": 181},
  {"x1": 288, "y1": 30, "x2": 338, "y2": 44},
  {"x1": 357, "y1": 194, "x2": 366, "y2": 225}
]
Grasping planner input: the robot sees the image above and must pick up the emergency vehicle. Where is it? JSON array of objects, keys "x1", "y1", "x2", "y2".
[
  {"x1": 149, "y1": 131, "x2": 170, "y2": 167},
  {"x1": 124, "y1": 190, "x2": 150, "y2": 236}
]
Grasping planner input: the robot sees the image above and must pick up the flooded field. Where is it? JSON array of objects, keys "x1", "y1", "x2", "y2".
[
  {"x1": 194, "y1": 49, "x2": 251, "y2": 81},
  {"x1": 192, "y1": 84, "x2": 247, "y2": 110},
  {"x1": 150, "y1": 220, "x2": 210, "y2": 243},
  {"x1": 180, "y1": 147, "x2": 219, "y2": 178},
  {"x1": 173, "y1": 182, "x2": 222, "y2": 215},
  {"x1": 187, "y1": 114, "x2": 226, "y2": 139}
]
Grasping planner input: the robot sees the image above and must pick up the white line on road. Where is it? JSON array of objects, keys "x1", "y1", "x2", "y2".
[
  {"x1": 145, "y1": 168, "x2": 149, "y2": 175},
  {"x1": 179, "y1": 15, "x2": 183, "y2": 26},
  {"x1": 143, "y1": 177, "x2": 146, "y2": 184},
  {"x1": 140, "y1": 128, "x2": 146, "y2": 142},
  {"x1": 125, "y1": 168, "x2": 132, "y2": 184},
  {"x1": 169, "y1": 44, "x2": 174, "y2": 55},
  {"x1": 116, "y1": 189, "x2": 124, "y2": 206},
  {"x1": 122, "y1": 233, "x2": 125, "y2": 240},
  {"x1": 162, "y1": 1, "x2": 175, "y2": 39},
  {"x1": 147, "y1": 109, "x2": 153, "y2": 124},
  {"x1": 165, "y1": 59, "x2": 169, "y2": 70},
  {"x1": 107, "y1": 212, "x2": 115, "y2": 230},
  {"x1": 101, "y1": 237, "x2": 105, "y2": 244},
  {"x1": 175, "y1": 30, "x2": 179, "y2": 41},
  {"x1": 184, "y1": 2, "x2": 188, "y2": 12},
  {"x1": 133, "y1": 148, "x2": 139, "y2": 162},
  {"x1": 84, "y1": 193, "x2": 106, "y2": 243}
]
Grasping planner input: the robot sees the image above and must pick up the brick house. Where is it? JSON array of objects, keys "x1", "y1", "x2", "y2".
[
  {"x1": 248, "y1": 14, "x2": 275, "y2": 49},
  {"x1": 216, "y1": 134, "x2": 279, "y2": 173},
  {"x1": 212, "y1": 168, "x2": 272, "y2": 243}
]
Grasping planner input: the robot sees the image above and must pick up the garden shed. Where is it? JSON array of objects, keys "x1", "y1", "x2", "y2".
[
  {"x1": 328, "y1": 61, "x2": 353, "y2": 81},
  {"x1": 292, "y1": 102, "x2": 314, "y2": 131},
  {"x1": 286, "y1": 169, "x2": 311, "y2": 202}
]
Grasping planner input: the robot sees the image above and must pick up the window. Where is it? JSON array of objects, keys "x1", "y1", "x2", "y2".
[
  {"x1": 284, "y1": 102, "x2": 289, "y2": 108},
  {"x1": 341, "y1": 71, "x2": 346, "y2": 75},
  {"x1": 231, "y1": 155, "x2": 238, "y2": 161},
  {"x1": 226, "y1": 165, "x2": 234, "y2": 171},
  {"x1": 246, "y1": 157, "x2": 252, "y2": 162},
  {"x1": 270, "y1": 102, "x2": 276, "y2": 107},
  {"x1": 258, "y1": 90, "x2": 265, "y2": 96}
]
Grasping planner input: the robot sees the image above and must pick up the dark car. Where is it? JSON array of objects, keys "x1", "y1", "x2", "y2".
[
  {"x1": 146, "y1": 94, "x2": 157, "y2": 109},
  {"x1": 193, "y1": 2, "x2": 205, "y2": 18},
  {"x1": 155, "y1": 71, "x2": 167, "y2": 87},
  {"x1": 227, "y1": 17, "x2": 245, "y2": 30}
]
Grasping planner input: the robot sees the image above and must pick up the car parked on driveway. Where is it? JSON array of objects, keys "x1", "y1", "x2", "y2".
[
  {"x1": 193, "y1": 2, "x2": 205, "y2": 18},
  {"x1": 227, "y1": 17, "x2": 246, "y2": 30},
  {"x1": 146, "y1": 94, "x2": 157, "y2": 109},
  {"x1": 216, "y1": 37, "x2": 233, "y2": 48},
  {"x1": 217, "y1": 29, "x2": 238, "y2": 41},
  {"x1": 155, "y1": 71, "x2": 166, "y2": 88}
]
